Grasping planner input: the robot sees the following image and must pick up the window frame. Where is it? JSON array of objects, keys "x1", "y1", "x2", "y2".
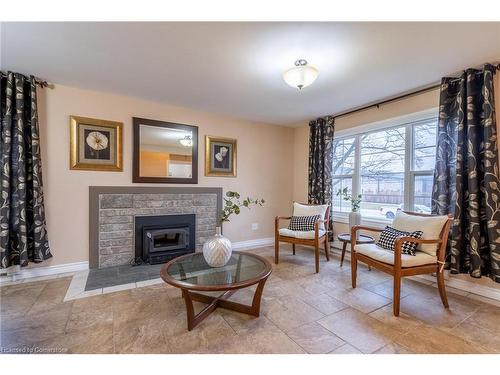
[{"x1": 331, "y1": 108, "x2": 438, "y2": 226}]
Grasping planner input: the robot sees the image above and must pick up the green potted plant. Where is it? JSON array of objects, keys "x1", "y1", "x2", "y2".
[{"x1": 202, "y1": 191, "x2": 265, "y2": 267}]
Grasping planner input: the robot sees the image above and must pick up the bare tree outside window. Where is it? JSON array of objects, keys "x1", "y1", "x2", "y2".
[{"x1": 332, "y1": 118, "x2": 437, "y2": 220}]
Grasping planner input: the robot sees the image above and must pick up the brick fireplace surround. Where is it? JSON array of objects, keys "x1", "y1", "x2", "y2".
[{"x1": 89, "y1": 186, "x2": 222, "y2": 268}]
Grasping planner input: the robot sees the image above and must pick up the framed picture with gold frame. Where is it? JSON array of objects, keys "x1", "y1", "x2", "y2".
[
  {"x1": 70, "y1": 116, "x2": 123, "y2": 171},
  {"x1": 205, "y1": 136, "x2": 237, "y2": 177}
]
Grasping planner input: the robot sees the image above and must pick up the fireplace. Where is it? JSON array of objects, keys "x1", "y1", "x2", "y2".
[{"x1": 135, "y1": 214, "x2": 196, "y2": 265}]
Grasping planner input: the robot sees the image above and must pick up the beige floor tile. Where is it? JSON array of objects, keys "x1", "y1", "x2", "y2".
[
  {"x1": 466, "y1": 293, "x2": 500, "y2": 308},
  {"x1": 328, "y1": 343, "x2": 363, "y2": 354},
  {"x1": 349, "y1": 271, "x2": 392, "y2": 290},
  {"x1": 374, "y1": 343, "x2": 411, "y2": 354},
  {"x1": 368, "y1": 304, "x2": 425, "y2": 333},
  {"x1": 27, "y1": 278, "x2": 71, "y2": 315},
  {"x1": 0, "y1": 304, "x2": 73, "y2": 348},
  {"x1": 114, "y1": 316, "x2": 172, "y2": 354},
  {"x1": 446, "y1": 320, "x2": 500, "y2": 353},
  {"x1": 263, "y1": 296, "x2": 325, "y2": 332},
  {"x1": 0, "y1": 282, "x2": 46, "y2": 317},
  {"x1": 66, "y1": 305, "x2": 113, "y2": 333},
  {"x1": 70, "y1": 288, "x2": 135, "y2": 314},
  {"x1": 399, "y1": 292, "x2": 479, "y2": 329},
  {"x1": 262, "y1": 279, "x2": 310, "y2": 299},
  {"x1": 467, "y1": 304, "x2": 500, "y2": 335},
  {"x1": 40, "y1": 322, "x2": 114, "y2": 354},
  {"x1": 163, "y1": 312, "x2": 236, "y2": 353},
  {"x1": 393, "y1": 324, "x2": 487, "y2": 354},
  {"x1": 327, "y1": 286, "x2": 392, "y2": 314},
  {"x1": 287, "y1": 321, "x2": 345, "y2": 354},
  {"x1": 196, "y1": 323, "x2": 305, "y2": 354},
  {"x1": 300, "y1": 292, "x2": 348, "y2": 315},
  {"x1": 220, "y1": 309, "x2": 276, "y2": 333},
  {"x1": 295, "y1": 275, "x2": 332, "y2": 295},
  {"x1": 317, "y1": 307, "x2": 395, "y2": 353},
  {"x1": 1, "y1": 245, "x2": 497, "y2": 354},
  {"x1": 363, "y1": 280, "x2": 411, "y2": 300}
]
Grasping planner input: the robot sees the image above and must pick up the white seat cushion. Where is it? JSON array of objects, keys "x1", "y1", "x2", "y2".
[
  {"x1": 354, "y1": 243, "x2": 437, "y2": 267},
  {"x1": 392, "y1": 210, "x2": 448, "y2": 256},
  {"x1": 279, "y1": 228, "x2": 326, "y2": 239},
  {"x1": 292, "y1": 202, "x2": 328, "y2": 231}
]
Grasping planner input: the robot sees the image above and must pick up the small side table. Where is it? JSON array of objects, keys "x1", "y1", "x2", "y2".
[{"x1": 337, "y1": 233, "x2": 375, "y2": 267}]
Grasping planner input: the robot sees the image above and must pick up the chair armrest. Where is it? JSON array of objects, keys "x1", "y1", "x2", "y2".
[
  {"x1": 275, "y1": 216, "x2": 291, "y2": 232},
  {"x1": 393, "y1": 237, "x2": 442, "y2": 268},
  {"x1": 275, "y1": 216, "x2": 291, "y2": 222},
  {"x1": 351, "y1": 225, "x2": 383, "y2": 252}
]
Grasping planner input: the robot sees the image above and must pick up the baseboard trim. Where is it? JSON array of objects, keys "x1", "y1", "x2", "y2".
[
  {"x1": 1, "y1": 237, "x2": 274, "y2": 283},
  {"x1": 1, "y1": 261, "x2": 89, "y2": 282},
  {"x1": 330, "y1": 246, "x2": 500, "y2": 302},
  {"x1": 232, "y1": 237, "x2": 274, "y2": 250}
]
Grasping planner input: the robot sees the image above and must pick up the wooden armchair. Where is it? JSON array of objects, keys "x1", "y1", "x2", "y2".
[
  {"x1": 275, "y1": 204, "x2": 331, "y2": 273},
  {"x1": 350, "y1": 211, "x2": 453, "y2": 316}
]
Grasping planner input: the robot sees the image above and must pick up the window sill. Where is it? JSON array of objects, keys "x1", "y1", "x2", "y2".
[{"x1": 332, "y1": 213, "x2": 391, "y2": 229}]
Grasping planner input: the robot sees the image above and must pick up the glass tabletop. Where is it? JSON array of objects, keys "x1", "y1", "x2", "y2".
[
  {"x1": 162, "y1": 252, "x2": 271, "y2": 289},
  {"x1": 337, "y1": 233, "x2": 374, "y2": 243}
]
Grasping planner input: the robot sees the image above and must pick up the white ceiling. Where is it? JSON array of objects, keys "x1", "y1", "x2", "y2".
[{"x1": 2, "y1": 22, "x2": 499, "y2": 125}]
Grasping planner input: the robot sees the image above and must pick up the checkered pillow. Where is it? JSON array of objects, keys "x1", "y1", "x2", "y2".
[
  {"x1": 376, "y1": 226, "x2": 423, "y2": 256},
  {"x1": 288, "y1": 215, "x2": 321, "y2": 231}
]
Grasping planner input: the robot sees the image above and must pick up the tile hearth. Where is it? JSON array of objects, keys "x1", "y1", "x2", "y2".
[{"x1": 85, "y1": 264, "x2": 163, "y2": 291}]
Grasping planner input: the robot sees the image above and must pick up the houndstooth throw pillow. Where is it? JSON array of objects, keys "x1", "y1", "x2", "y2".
[
  {"x1": 376, "y1": 226, "x2": 423, "y2": 256},
  {"x1": 288, "y1": 215, "x2": 321, "y2": 231}
]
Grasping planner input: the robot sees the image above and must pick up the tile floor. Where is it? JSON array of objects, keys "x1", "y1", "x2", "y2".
[{"x1": 1, "y1": 245, "x2": 499, "y2": 354}]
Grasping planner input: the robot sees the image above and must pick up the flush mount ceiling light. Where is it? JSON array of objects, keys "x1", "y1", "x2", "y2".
[
  {"x1": 283, "y1": 59, "x2": 319, "y2": 90},
  {"x1": 179, "y1": 135, "x2": 192, "y2": 147}
]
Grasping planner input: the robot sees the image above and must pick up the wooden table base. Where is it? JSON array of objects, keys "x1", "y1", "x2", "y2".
[{"x1": 181, "y1": 277, "x2": 269, "y2": 331}]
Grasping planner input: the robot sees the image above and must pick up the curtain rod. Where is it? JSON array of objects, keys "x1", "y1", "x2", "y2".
[
  {"x1": 331, "y1": 62, "x2": 500, "y2": 121},
  {"x1": 0, "y1": 71, "x2": 54, "y2": 89}
]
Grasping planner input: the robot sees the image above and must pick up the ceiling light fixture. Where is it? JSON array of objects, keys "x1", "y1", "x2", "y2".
[
  {"x1": 179, "y1": 135, "x2": 192, "y2": 147},
  {"x1": 283, "y1": 59, "x2": 319, "y2": 90}
]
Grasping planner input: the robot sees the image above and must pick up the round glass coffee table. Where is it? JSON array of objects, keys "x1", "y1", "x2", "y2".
[{"x1": 160, "y1": 251, "x2": 272, "y2": 330}]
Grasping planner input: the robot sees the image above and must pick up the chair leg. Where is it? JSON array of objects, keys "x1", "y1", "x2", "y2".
[
  {"x1": 314, "y1": 242, "x2": 320, "y2": 273},
  {"x1": 341, "y1": 242, "x2": 347, "y2": 267},
  {"x1": 292, "y1": 243, "x2": 296, "y2": 255},
  {"x1": 437, "y1": 270, "x2": 449, "y2": 308},
  {"x1": 351, "y1": 252, "x2": 357, "y2": 288},
  {"x1": 324, "y1": 236, "x2": 330, "y2": 261},
  {"x1": 274, "y1": 239, "x2": 279, "y2": 265},
  {"x1": 393, "y1": 274, "x2": 401, "y2": 316}
]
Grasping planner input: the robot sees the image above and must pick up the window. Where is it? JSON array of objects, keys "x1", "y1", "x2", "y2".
[
  {"x1": 332, "y1": 137, "x2": 355, "y2": 213},
  {"x1": 332, "y1": 116, "x2": 437, "y2": 222}
]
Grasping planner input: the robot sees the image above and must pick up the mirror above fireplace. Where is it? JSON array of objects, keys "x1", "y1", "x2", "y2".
[{"x1": 133, "y1": 117, "x2": 198, "y2": 183}]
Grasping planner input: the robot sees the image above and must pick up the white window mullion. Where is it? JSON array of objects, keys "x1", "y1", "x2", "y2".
[
  {"x1": 404, "y1": 124, "x2": 412, "y2": 211},
  {"x1": 353, "y1": 135, "x2": 361, "y2": 197}
]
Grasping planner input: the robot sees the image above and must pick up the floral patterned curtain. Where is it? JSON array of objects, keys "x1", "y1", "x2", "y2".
[
  {"x1": 308, "y1": 116, "x2": 335, "y2": 239},
  {"x1": 0, "y1": 71, "x2": 52, "y2": 268},
  {"x1": 432, "y1": 64, "x2": 500, "y2": 283}
]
